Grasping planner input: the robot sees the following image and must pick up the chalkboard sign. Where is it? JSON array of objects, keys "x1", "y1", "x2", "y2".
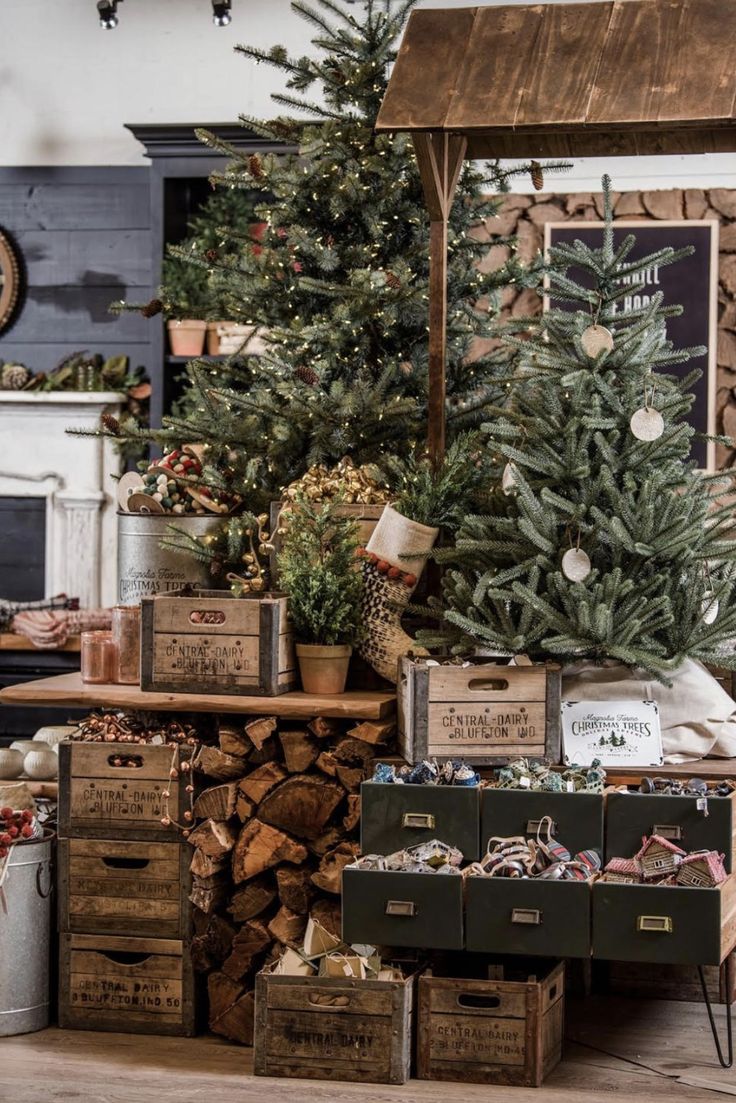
[{"x1": 545, "y1": 221, "x2": 718, "y2": 469}]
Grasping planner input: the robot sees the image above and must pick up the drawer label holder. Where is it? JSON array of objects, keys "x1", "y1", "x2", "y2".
[
  {"x1": 401, "y1": 813, "x2": 436, "y2": 829},
  {"x1": 385, "y1": 900, "x2": 418, "y2": 917},
  {"x1": 637, "y1": 915, "x2": 673, "y2": 933},
  {"x1": 511, "y1": 908, "x2": 542, "y2": 926}
]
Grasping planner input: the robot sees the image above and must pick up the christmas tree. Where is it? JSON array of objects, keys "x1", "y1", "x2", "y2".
[
  {"x1": 110, "y1": 0, "x2": 554, "y2": 504},
  {"x1": 428, "y1": 177, "x2": 736, "y2": 679}
]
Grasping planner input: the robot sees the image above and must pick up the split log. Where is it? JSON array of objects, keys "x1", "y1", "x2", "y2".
[
  {"x1": 343, "y1": 793, "x2": 361, "y2": 832},
  {"x1": 228, "y1": 875, "x2": 277, "y2": 921},
  {"x1": 190, "y1": 875, "x2": 229, "y2": 914},
  {"x1": 222, "y1": 919, "x2": 271, "y2": 981},
  {"x1": 279, "y1": 729, "x2": 319, "y2": 773},
  {"x1": 247, "y1": 737, "x2": 279, "y2": 765},
  {"x1": 276, "y1": 865, "x2": 315, "y2": 914},
  {"x1": 218, "y1": 724, "x2": 252, "y2": 757},
  {"x1": 191, "y1": 913, "x2": 237, "y2": 972},
  {"x1": 235, "y1": 785, "x2": 255, "y2": 823},
  {"x1": 311, "y1": 842, "x2": 361, "y2": 895},
  {"x1": 193, "y1": 781, "x2": 238, "y2": 821},
  {"x1": 315, "y1": 751, "x2": 338, "y2": 776},
  {"x1": 239, "y1": 761, "x2": 287, "y2": 804},
  {"x1": 310, "y1": 897, "x2": 342, "y2": 940},
  {"x1": 268, "y1": 905, "x2": 308, "y2": 948},
  {"x1": 308, "y1": 717, "x2": 344, "y2": 739},
  {"x1": 187, "y1": 818, "x2": 237, "y2": 860},
  {"x1": 245, "y1": 716, "x2": 277, "y2": 751},
  {"x1": 232, "y1": 819, "x2": 307, "y2": 883},
  {"x1": 258, "y1": 775, "x2": 344, "y2": 839},
  {"x1": 336, "y1": 765, "x2": 364, "y2": 792},
  {"x1": 190, "y1": 849, "x2": 227, "y2": 878},
  {"x1": 348, "y1": 719, "x2": 396, "y2": 745},
  {"x1": 332, "y1": 737, "x2": 374, "y2": 768},
  {"x1": 208, "y1": 973, "x2": 256, "y2": 1045},
  {"x1": 198, "y1": 744, "x2": 249, "y2": 781},
  {"x1": 308, "y1": 827, "x2": 345, "y2": 857}
]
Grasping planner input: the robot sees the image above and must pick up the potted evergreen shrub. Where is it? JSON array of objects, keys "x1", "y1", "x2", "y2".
[
  {"x1": 161, "y1": 256, "x2": 209, "y2": 357},
  {"x1": 277, "y1": 498, "x2": 362, "y2": 694}
]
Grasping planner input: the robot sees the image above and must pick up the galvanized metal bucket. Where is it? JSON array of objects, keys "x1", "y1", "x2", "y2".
[
  {"x1": 117, "y1": 512, "x2": 221, "y2": 605},
  {"x1": 0, "y1": 831, "x2": 53, "y2": 1036}
]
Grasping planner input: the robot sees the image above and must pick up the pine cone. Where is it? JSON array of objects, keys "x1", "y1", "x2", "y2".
[
  {"x1": 294, "y1": 365, "x2": 319, "y2": 386},
  {"x1": 530, "y1": 161, "x2": 544, "y2": 192},
  {"x1": 385, "y1": 271, "x2": 401, "y2": 289},
  {"x1": 249, "y1": 154, "x2": 264, "y2": 180},
  {"x1": 141, "y1": 298, "x2": 163, "y2": 319},
  {"x1": 101, "y1": 413, "x2": 120, "y2": 434},
  {"x1": 1, "y1": 362, "x2": 30, "y2": 390}
]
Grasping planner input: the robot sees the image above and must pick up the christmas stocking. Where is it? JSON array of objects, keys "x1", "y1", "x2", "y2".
[{"x1": 357, "y1": 505, "x2": 439, "y2": 684}]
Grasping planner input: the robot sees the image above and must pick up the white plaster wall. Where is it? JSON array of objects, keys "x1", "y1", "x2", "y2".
[{"x1": 1, "y1": 0, "x2": 735, "y2": 192}]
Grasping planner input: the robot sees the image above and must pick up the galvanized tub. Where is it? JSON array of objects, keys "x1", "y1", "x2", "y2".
[
  {"x1": 117, "y1": 512, "x2": 221, "y2": 605},
  {"x1": 0, "y1": 832, "x2": 53, "y2": 1036}
]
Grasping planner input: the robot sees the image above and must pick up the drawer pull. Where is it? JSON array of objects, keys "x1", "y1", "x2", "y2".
[
  {"x1": 511, "y1": 908, "x2": 542, "y2": 926},
  {"x1": 526, "y1": 819, "x2": 557, "y2": 835},
  {"x1": 652, "y1": 824, "x2": 682, "y2": 840},
  {"x1": 385, "y1": 900, "x2": 417, "y2": 917},
  {"x1": 402, "y1": 813, "x2": 435, "y2": 829},
  {"x1": 637, "y1": 915, "x2": 673, "y2": 933}
]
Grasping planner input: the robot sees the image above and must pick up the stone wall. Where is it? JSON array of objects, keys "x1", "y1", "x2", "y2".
[{"x1": 484, "y1": 188, "x2": 736, "y2": 468}]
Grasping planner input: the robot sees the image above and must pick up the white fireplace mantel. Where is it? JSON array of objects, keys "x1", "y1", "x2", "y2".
[{"x1": 0, "y1": 391, "x2": 125, "y2": 608}]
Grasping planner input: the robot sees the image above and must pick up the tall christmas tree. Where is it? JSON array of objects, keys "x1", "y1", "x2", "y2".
[
  {"x1": 111, "y1": 0, "x2": 554, "y2": 504},
  {"x1": 429, "y1": 177, "x2": 736, "y2": 678}
]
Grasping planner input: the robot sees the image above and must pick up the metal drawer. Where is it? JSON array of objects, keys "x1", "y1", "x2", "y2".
[
  {"x1": 480, "y1": 789, "x2": 604, "y2": 859},
  {"x1": 465, "y1": 879, "x2": 591, "y2": 958},
  {"x1": 605, "y1": 791, "x2": 735, "y2": 872},
  {"x1": 360, "y1": 783, "x2": 480, "y2": 861},
  {"x1": 342, "y1": 869, "x2": 464, "y2": 950}
]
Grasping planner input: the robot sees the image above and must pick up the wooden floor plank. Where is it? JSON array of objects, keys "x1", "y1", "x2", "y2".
[{"x1": 0, "y1": 997, "x2": 730, "y2": 1102}]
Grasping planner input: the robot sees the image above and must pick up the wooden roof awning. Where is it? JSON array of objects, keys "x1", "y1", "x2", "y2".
[{"x1": 376, "y1": 0, "x2": 736, "y2": 160}]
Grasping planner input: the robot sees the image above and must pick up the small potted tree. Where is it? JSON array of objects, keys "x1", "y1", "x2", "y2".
[
  {"x1": 161, "y1": 255, "x2": 209, "y2": 357},
  {"x1": 277, "y1": 497, "x2": 363, "y2": 694}
]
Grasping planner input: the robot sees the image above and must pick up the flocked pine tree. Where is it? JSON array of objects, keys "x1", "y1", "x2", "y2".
[
  {"x1": 427, "y1": 177, "x2": 736, "y2": 679},
  {"x1": 108, "y1": 0, "x2": 557, "y2": 505}
]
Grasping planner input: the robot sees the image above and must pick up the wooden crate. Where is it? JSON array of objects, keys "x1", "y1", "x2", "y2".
[
  {"x1": 58, "y1": 741, "x2": 193, "y2": 842},
  {"x1": 58, "y1": 838, "x2": 191, "y2": 938},
  {"x1": 254, "y1": 969, "x2": 415, "y2": 1083},
  {"x1": 141, "y1": 588, "x2": 297, "y2": 697},
  {"x1": 269, "y1": 501, "x2": 384, "y2": 585},
  {"x1": 398, "y1": 657, "x2": 561, "y2": 764},
  {"x1": 58, "y1": 933, "x2": 196, "y2": 1036},
  {"x1": 417, "y1": 961, "x2": 564, "y2": 1087}
]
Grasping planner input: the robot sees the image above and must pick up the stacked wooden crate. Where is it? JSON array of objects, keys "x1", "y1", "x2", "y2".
[{"x1": 57, "y1": 741, "x2": 197, "y2": 1036}]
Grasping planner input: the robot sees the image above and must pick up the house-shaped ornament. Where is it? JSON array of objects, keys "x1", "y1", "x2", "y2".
[
  {"x1": 676, "y1": 850, "x2": 727, "y2": 888},
  {"x1": 602, "y1": 857, "x2": 642, "y2": 884},
  {"x1": 635, "y1": 835, "x2": 686, "y2": 881}
]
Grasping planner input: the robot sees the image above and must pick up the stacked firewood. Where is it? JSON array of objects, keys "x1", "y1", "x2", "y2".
[{"x1": 187, "y1": 713, "x2": 393, "y2": 1043}]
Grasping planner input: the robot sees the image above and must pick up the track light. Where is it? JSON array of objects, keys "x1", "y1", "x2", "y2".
[
  {"x1": 97, "y1": 0, "x2": 121, "y2": 29},
  {"x1": 212, "y1": 0, "x2": 232, "y2": 26}
]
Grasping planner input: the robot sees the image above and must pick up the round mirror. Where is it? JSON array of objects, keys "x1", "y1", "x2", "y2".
[{"x1": 0, "y1": 229, "x2": 22, "y2": 333}]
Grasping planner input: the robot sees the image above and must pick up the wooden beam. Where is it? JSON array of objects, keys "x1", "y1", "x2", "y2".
[{"x1": 412, "y1": 132, "x2": 467, "y2": 466}]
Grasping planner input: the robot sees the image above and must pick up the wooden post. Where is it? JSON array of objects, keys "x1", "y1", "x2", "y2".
[{"x1": 412, "y1": 131, "x2": 467, "y2": 467}]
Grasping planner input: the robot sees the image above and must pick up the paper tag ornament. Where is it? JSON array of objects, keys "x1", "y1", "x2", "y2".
[
  {"x1": 581, "y1": 325, "x2": 614, "y2": 358},
  {"x1": 501, "y1": 462, "x2": 517, "y2": 496},
  {"x1": 702, "y1": 591, "x2": 720, "y2": 625},
  {"x1": 630, "y1": 406, "x2": 664, "y2": 442},
  {"x1": 562, "y1": 547, "x2": 591, "y2": 582}
]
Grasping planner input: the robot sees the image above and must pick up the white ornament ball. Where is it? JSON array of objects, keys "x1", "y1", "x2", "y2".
[
  {"x1": 562, "y1": 548, "x2": 592, "y2": 582},
  {"x1": 10, "y1": 740, "x2": 37, "y2": 756},
  {"x1": 0, "y1": 748, "x2": 24, "y2": 780},
  {"x1": 630, "y1": 407, "x2": 664, "y2": 442},
  {"x1": 33, "y1": 725, "x2": 76, "y2": 748},
  {"x1": 22, "y1": 747, "x2": 58, "y2": 781},
  {"x1": 702, "y1": 592, "x2": 720, "y2": 625}
]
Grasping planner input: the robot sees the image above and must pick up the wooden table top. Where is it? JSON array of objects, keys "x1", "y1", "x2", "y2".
[{"x1": 0, "y1": 671, "x2": 397, "y2": 721}]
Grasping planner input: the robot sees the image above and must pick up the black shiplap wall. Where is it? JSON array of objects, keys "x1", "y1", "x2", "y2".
[{"x1": 0, "y1": 166, "x2": 152, "y2": 377}]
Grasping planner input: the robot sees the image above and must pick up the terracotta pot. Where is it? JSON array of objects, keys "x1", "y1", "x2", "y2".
[
  {"x1": 296, "y1": 643, "x2": 352, "y2": 695},
  {"x1": 167, "y1": 319, "x2": 207, "y2": 357},
  {"x1": 206, "y1": 321, "x2": 226, "y2": 355}
]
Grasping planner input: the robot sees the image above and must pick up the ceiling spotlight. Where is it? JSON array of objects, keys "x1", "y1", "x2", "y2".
[
  {"x1": 97, "y1": 0, "x2": 121, "y2": 29},
  {"x1": 212, "y1": 1, "x2": 232, "y2": 26}
]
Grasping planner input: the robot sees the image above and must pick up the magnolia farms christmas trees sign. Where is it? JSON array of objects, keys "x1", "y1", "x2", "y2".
[
  {"x1": 546, "y1": 221, "x2": 718, "y2": 469},
  {"x1": 561, "y1": 699, "x2": 664, "y2": 767}
]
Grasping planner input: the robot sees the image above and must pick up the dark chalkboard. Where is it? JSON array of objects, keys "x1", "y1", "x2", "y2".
[{"x1": 545, "y1": 221, "x2": 718, "y2": 470}]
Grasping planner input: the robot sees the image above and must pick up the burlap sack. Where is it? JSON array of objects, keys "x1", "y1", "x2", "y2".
[{"x1": 562, "y1": 658, "x2": 736, "y2": 764}]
